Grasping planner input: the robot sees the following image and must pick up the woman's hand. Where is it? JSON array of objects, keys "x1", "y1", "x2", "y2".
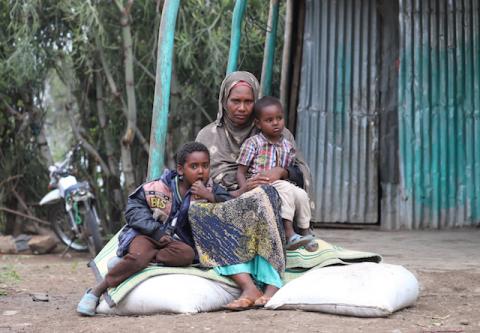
[
  {"x1": 232, "y1": 167, "x2": 288, "y2": 195},
  {"x1": 245, "y1": 174, "x2": 271, "y2": 191},
  {"x1": 191, "y1": 180, "x2": 215, "y2": 202},
  {"x1": 260, "y1": 167, "x2": 287, "y2": 183}
]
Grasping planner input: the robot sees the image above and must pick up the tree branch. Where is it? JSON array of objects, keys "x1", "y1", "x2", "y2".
[
  {"x1": 0, "y1": 207, "x2": 50, "y2": 226},
  {"x1": 0, "y1": 175, "x2": 22, "y2": 188},
  {"x1": 12, "y1": 188, "x2": 40, "y2": 233},
  {"x1": 97, "y1": 37, "x2": 148, "y2": 154},
  {"x1": 133, "y1": 56, "x2": 155, "y2": 81},
  {"x1": 95, "y1": 71, "x2": 118, "y2": 176},
  {"x1": 65, "y1": 104, "x2": 112, "y2": 177},
  {"x1": 134, "y1": 126, "x2": 150, "y2": 153},
  {"x1": 97, "y1": 37, "x2": 121, "y2": 98},
  {"x1": 115, "y1": 0, "x2": 134, "y2": 21},
  {"x1": 2, "y1": 98, "x2": 31, "y2": 134},
  {"x1": 118, "y1": 0, "x2": 138, "y2": 193},
  {"x1": 125, "y1": 0, "x2": 134, "y2": 16},
  {"x1": 187, "y1": 95, "x2": 213, "y2": 123},
  {"x1": 2, "y1": 99, "x2": 23, "y2": 119}
]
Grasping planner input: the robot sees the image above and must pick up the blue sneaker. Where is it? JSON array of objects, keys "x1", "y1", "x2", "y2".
[{"x1": 76, "y1": 289, "x2": 99, "y2": 316}]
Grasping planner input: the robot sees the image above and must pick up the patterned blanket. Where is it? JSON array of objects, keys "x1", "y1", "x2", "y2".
[{"x1": 89, "y1": 233, "x2": 381, "y2": 307}]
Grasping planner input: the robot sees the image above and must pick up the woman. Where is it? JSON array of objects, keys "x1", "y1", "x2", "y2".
[
  {"x1": 196, "y1": 71, "x2": 314, "y2": 238},
  {"x1": 191, "y1": 71, "x2": 316, "y2": 310}
]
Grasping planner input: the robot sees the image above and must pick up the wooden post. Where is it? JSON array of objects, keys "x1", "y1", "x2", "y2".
[
  {"x1": 260, "y1": 0, "x2": 280, "y2": 97},
  {"x1": 226, "y1": 0, "x2": 247, "y2": 74},
  {"x1": 147, "y1": 0, "x2": 180, "y2": 180}
]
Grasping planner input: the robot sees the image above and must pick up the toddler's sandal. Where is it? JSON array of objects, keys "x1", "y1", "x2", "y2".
[{"x1": 286, "y1": 234, "x2": 314, "y2": 250}]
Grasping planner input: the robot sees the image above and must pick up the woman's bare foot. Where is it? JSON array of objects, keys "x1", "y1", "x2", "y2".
[
  {"x1": 254, "y1": 284, "x2": 279, "y2": 307},
  {"x1": 239, "y1": 286, "x2": 263, "y2": 302},
  {"x1": 224, "y1": 272, "x2": 264, "y2": 310},
  {"x1": 223, "y1": 287, "x2": 262, "y2": 311},
  {"x1": 263, "y1": 284, "x2": 279, "y2": 298}
]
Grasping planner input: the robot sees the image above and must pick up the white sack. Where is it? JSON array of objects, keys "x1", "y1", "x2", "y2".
[
  {"x1": 97, "y1": 274, "x2": 240, "y2": 315},
  {"x1": 266, "y1": 262, "x2": 419, "y2": 317}
]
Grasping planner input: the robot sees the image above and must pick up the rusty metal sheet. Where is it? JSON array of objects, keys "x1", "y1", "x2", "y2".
[
  {"x1": 297, "y1": 0, "x2": 379, "y2": 223},
  {"x1": 397, "y1": 0, "x2": 480, "y2": 228}
]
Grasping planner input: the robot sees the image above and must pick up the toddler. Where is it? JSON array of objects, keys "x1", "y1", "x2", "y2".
[{"x1": 236, "y1": 96, "x2": 314, "y2": 250}]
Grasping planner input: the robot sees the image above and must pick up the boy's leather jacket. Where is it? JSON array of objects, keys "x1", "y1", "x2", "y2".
[{"x1": 116, "y1": 169, "x2": 231, "y2": 257}]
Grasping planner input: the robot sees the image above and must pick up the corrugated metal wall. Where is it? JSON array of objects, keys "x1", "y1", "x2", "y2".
[
  {"x1": 398, "y1": 0, "x2": 480, "y2": 228},
  {"x1": 297, "y1": 0, "x2": 379, "y2": 223}
]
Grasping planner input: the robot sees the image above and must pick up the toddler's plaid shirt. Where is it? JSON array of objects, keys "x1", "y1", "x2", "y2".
[{"x1": 237, "y1": 132, "x2": 296, "y2": 176}]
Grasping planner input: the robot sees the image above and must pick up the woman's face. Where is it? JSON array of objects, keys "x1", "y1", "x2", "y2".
[{"x1": 225, "y1": 85, "x2": 255, "y2": 126}]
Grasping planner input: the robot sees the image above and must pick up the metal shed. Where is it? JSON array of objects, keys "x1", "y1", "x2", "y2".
[{"x1": 294, "y1": 0, "x2": 480, "y2": 229}]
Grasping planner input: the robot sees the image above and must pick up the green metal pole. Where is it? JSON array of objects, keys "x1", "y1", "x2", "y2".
[
  {"x1": 147, "y1": 0, "x2": 180, "y2": 180},
  {"x1": 226, "y1": 0, "x2": 247, "y2": 74},
  {"x1": 260, "y1": 0, "x2": 279, "y2": 97}
]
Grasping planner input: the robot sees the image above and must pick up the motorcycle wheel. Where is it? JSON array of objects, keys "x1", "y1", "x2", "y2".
[
  {"x1": 49, "y1": 204, "x2": 88, "y2": 252},
  {"x1": 84, "y1": 205, "x2": 104, "y2": 257}
]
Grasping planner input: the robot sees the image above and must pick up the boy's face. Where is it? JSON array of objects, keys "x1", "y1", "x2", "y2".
[
  {"x1": 255, "y1": 104, "x2": 285, "y2": 141},
  {"x1": 177, "y1": 151, "x2": 210, "y2": 187}
]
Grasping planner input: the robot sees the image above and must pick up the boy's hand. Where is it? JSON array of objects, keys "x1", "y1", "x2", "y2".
[
  {"x1": 159, "y1": 234, "x2": 173, "y2": 242},
  {"x1": 191, "y1": 180, "x2": 214, "y2": 201}
]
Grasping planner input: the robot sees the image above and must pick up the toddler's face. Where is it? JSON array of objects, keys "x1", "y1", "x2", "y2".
[
  {"x1": 256, "y1": 104, "x2": 285, "y2": 141},
  {"x1": 178, "y1": 151, "x2": 210, "y2": 187}
]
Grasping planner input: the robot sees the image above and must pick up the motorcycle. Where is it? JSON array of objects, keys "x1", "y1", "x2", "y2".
[{"x1": 39, "y1": 144, "x2": 104, "y2": 256}]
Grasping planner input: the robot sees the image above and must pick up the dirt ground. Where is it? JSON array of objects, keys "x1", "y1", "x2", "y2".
[{"x1": 1, "y1": 227, "x2": 479, "y2": 333}]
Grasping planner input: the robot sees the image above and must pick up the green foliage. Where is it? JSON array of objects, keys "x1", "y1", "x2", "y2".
[
  {"x1": 70, "y1": 261, "x2": 79, "y2": 272},
  {"x1": 0, "y1": 0, "x2": 52, "y2": 230},
  {"x1": 1, "y1": 0, "x2": 286, "y2": 234},
  {"x1": 0, "y1": 137, "x2": 50, "y2": 231},
  {"x1": 0, "y1": 264, "x2": 20, "y2": 296},
  {"x1": 0, "y1": 265, "x2": 21, "y2": 283},
  {"x1": 171, "y1": 0, "x2": 284, "y2": 152}
]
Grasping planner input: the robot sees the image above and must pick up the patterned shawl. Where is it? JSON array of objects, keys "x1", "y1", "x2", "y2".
[{"x1": 189, "y1": 185, "x2": 285, "y2": 274}]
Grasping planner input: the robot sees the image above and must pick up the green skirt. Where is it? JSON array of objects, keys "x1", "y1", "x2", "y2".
[{"x1": 214, "y1": 255, "x2": 283, "y2": 289}]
